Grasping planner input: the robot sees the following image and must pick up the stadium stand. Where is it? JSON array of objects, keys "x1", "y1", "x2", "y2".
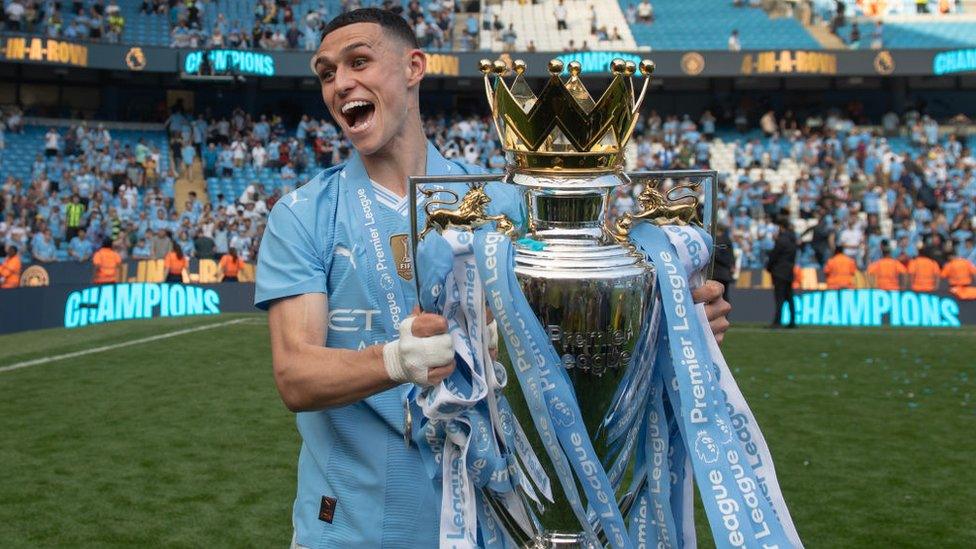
[
  {"x1": 480, "y1": 0, "x2": 638, "y2": 52},
  {"x1": 814, "y1": 0, "x2": 976, "y2": 49},
  {"x1": 4, "y1": 0, "x2": 974, "y2": 52},
  {"x1": 2, "y1": 101, "x2": 974, "y2": 289},
  {"x1": 620, "y1": 0, "x2": 820, "y2": 51},
  {"x1": 1, "y1": 3, "x2": 974, "y2": 291},
  {"x1": 836, "y1": 18, "x2": 976, "y2": 49}
]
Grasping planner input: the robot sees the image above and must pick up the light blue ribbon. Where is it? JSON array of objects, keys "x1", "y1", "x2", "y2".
[{"x1": 630, "y1": 223, "x2": 795, "y2": 549}]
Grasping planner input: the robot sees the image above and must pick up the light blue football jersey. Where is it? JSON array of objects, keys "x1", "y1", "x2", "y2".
[{"x1": 255, "y1": 142, "x2": 523, "y2": 548}]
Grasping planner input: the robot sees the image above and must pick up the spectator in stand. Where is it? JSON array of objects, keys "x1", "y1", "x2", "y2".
[
  {"x1": 180, "y1": 139, "x2": 197, "y2": 174},
  {"x1": 132, "y1": 238, "x2": 152, "y2": 260},
  {"x1": 218, "y1": 247, "x2": 245, "y2": 282},
  {"x1": 5, "y1": 1, "x2": 25, "y2": 32},
  {"x1": 838, "y1": 218, "x2": 864, "y2": 265},
  {"x1": 281, "y1": 162, "x2": 297, "y2": 180},
  {"x1": 65, "y1": 193, "x2": 87, "y2": 240},
  {"x1": 636, "y1": 0, "x2": 653, "y2": 23},
  {"x1": 848, "y1": 23, "x2": 860, "y2": 49},
  {"x1": 870, "y1": 21, "x2": 883, "y2": 50},
  {"x1": 176, "y1": 229, "x2": 194, "y2": 257},
  {"x1": 44, "y1": 128, "x2": 60, "y2": 158},
  {"x1": 106, "y1": 5, "x2": 125, "y2": 43},
  {"x1": 0, "y1": 245, "x2": 21, "y2": 289},
  {"x1": 502, "y1": 24, "x2": 517, "y2": 52},
  {"x1": 92, "y1": 237, "x2": 123, "y2": 284},
  {"x1": 463, "y1": 14, "x2": 478, "y2": 49},
  {"x1": 150, "y1": 229, "x2": 171, "y2": 259},
  {"x1": 69, "y1": 228, "x2": 94, "y2": 262},
  {"x1": 193, "y1": 229, "x2": 216, "y2": 260},
  {"x1": 163, "y1": 241, "x2": 188, "y2": 283},
  {"x1": 555, "y1": 0, "x2": 568, "y2": 30},
  {"x1": 728, "y1": 29, "x2": 741, "y2": 51},
  {"x1": 824, "y1": 247, "x2": 857, "y2": 289},
  {"x1": 31, "y1": 228, "x2": 56, "y2": 263}
]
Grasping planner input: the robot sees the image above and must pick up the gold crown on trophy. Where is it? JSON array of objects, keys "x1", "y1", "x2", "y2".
[{"x1": 480, "y1": 57, "x2": 654, "y2": 172}]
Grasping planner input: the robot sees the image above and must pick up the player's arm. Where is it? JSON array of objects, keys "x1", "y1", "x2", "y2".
[{"x1": 268, "y1": 294, "x2": 454, "y2": 412}]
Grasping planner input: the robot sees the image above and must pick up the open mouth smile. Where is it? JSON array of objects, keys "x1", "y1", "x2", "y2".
[{"x1": 340, "y1": 100, "x2": 376, "y2": 133}]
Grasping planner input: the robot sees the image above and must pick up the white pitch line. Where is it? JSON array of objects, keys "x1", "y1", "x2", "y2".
[{"x1": 0, "y1": 318, "x2": 249, "y2": 374}]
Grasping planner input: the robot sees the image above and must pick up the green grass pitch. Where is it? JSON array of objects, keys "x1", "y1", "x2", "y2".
[{"x1": 0, "y1": 314, "x2": 973, "y2": 547}]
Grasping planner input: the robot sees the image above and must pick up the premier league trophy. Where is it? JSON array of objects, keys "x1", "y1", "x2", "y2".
[{"x1": 408, "y1": 58, "x2": 800, "y2": 549}]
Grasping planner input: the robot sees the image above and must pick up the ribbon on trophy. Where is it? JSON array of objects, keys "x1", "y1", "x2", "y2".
[
  {"x1": 411, "y1": 220, "x2": 803, "y2": 549},
  {"x1": 626, "y1": 224, "x2": 802, "y2": 549},
  {"x1": 410, "y1": 229, "x2": 562, "y2": 549}
]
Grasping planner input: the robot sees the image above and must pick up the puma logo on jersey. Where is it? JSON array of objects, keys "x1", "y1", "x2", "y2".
[
  {"x1": 334, "y1": 246, "x2": 356, "y2": 269},
  {"x1": 288, "y1": 191, "x2": 307, "y2": 206}
]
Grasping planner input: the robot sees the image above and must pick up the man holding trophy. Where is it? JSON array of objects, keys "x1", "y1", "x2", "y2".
[{"x1": 256, "y1": 8, "x2": 787, "y2": 548}]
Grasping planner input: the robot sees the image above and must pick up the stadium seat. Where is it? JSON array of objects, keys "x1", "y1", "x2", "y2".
[
  {"x1": 482, "y1": 0, "x2": 639, "y2": 52},
  {"x1": 621, "y1": 0, "x2": 821, "y2": 51}
]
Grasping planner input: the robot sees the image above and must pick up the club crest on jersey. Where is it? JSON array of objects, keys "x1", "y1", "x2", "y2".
[{"x1": 390, "y1": 234, "x2": 414, "y2": 281}]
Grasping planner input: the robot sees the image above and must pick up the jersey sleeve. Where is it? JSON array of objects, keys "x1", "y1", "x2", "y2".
[{"x1": 254, "y1": 201, "x2": 328, "y2": 310}]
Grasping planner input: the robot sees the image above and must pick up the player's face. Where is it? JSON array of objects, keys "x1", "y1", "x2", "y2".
[{"x1": 313, "y1": 23, "x2": 416, "y2": 156}]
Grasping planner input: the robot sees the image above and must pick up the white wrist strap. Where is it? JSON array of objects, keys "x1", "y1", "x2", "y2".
[{"x1": 382, "y1": 316, "x2": 455, "y2": 386}]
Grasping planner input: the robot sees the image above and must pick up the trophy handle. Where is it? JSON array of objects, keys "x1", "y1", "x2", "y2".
[
  {"x1": 622, "y1": 169, "x2": 719, "y2": 277},
  {"x1": 408, "y1": 174, "x2": 509, "y2": 310}
]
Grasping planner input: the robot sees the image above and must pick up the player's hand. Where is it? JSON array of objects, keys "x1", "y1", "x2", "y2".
[
  {"x1": 692, "y1": 280, "x2": 732, "y2": 344},
  {"x1": 382, "y1": 307, "x2": 455, "y2": 386}
]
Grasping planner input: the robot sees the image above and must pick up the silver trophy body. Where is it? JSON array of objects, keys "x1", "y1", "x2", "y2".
[
  {"x1": 504, "y1": 169, "x2": 654, "y2": 548},
  {"x1": 410, "y1": 168, "x2": 716, "y2": 548}
]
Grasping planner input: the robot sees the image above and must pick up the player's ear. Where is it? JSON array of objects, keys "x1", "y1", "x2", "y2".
[{"x1": 406, "y1": 48, "x2": 426, "y2": 87}]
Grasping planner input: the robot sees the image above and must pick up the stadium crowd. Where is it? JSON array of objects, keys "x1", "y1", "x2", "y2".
[
  {"x1": 168, "y1": 0, "x2": 465, "y2": 51},
  {"x1": 3, "y1": 0, "x2": 127, "y2": 43},
  {"x1": 1, "y1": 100, "x2": 975, "y2": 292}
]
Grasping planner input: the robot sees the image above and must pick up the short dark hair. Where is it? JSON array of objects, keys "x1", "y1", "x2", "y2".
[{"x1": 321, "y1": 8, "x2": 419, "y2": 49}]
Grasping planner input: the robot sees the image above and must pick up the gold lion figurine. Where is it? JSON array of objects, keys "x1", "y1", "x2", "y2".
[
  {"x1": 611, "y1": 183, "x2": 699, "y2": 246},
  {"x1": 419, "y1": 185, "x2": 516, "y2": 240}
]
